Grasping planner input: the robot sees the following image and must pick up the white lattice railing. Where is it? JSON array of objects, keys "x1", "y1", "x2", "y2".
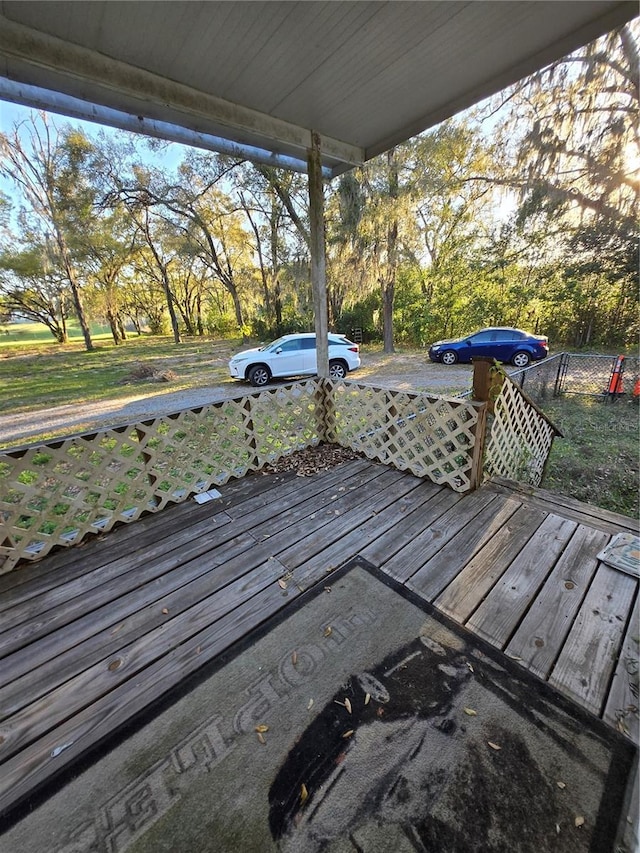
[
  {"x1": 324, "y1": 381, "x2": 486, "y2": 492},
  {"x1": 483, "y1": 372, "x2": 560, "y2": 486},
  {"x1": 0, "y1": 379, "x2": 487, "y2": 574},
  {"x1": 0, "y1": 381, "x2": 326, "y2": 573}
]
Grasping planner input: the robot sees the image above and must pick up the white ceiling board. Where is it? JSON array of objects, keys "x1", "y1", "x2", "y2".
[{"x1": 0, "y1": 1, "x2": 636, "y2": 175}]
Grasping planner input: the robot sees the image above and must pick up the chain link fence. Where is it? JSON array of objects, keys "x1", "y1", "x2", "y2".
[{"x1": 509, "y1": 352, "x2": 640, "y2": 405}]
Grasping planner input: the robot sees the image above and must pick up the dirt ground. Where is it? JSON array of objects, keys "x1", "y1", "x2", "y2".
[{"x1": 0, "y1": 353, "x2": 475, "y2": 449}]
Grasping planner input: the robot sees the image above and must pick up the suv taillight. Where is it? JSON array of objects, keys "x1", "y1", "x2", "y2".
[{"x1": 348, "y1": 345, "x2": 359, "y2": 353}]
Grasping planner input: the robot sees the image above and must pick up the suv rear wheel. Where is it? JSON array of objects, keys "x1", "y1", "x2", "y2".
[{"x1": 329, "y1": 360, "x2": 347, "y2": 380}]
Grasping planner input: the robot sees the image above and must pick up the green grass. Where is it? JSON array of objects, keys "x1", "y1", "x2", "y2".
[
  {"x1": 0, "y1": 332, "x2": 241, "y2": 413},
  {"x1": 0, "y1": 320, "x2": 115, "y2": 345},
  {"x1": 542, "y1": 395, "x2": 639, "y2": 519}
]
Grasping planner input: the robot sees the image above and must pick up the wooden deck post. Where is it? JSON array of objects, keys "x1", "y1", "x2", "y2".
[
  {"x1": 468, "y1": 402, "x2": 489, "y2": 491},
  {"x1": 307, "y1": 131, "x2": 329, "y2": 378},
  {"x1": 472, "y1": 357, "x2": 503, "y2": 414}
]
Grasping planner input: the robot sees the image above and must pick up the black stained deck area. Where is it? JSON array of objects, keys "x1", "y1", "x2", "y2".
[{"x1": 0, "y1": 458, "x2": 638, "y2": 819}]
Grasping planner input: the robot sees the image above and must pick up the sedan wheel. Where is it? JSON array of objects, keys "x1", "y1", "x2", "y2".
[
  {"x1": 511, "y1": 351, "x2": 531, "y2": 368},
  {"x1": 248, "y1": 365, "x2": 271, "y2": 386},
  {"x1": 329, "y1": 360, "x2": 347, "y2": 380},
  {"x1": 441, "y1": 350, "x2": 458, "y2": 366}
]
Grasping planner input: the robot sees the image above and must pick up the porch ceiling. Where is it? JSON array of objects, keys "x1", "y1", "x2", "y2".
[{"x1": 0, "y1": 1, "x2": 636, "y2": 176}]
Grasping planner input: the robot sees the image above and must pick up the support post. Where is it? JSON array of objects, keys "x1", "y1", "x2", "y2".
[
  {"x1": 307, "y1": 130, "x2": 329, "y2": 378},
  {"x1": 472, "y1": 357, "x2": 503, "y2": 414}
]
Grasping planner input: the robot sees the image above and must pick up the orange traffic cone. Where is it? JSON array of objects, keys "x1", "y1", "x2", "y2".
[{"x1": 608, "y1": 355, "x2": 625, "y2": 396}]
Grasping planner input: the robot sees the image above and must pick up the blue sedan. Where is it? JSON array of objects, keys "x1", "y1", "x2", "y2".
[{"x1": 428, "y1": 327, "x2": 548, "y2": 367}]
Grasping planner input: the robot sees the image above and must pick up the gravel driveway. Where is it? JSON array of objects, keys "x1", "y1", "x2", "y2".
[{"x1": 0, "y1": 355, "x2": 475, "y2": 450}]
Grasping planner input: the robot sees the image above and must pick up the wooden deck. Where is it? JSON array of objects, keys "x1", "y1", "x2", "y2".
[{"x1": 0, "y1": 458, "x2": 638, "y2": 820}]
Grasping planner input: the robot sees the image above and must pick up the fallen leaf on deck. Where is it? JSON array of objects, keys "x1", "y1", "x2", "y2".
[
  {"x1": 557, "y1": 781, "x2": 566, "y2": 789},
  {"x1": 574, "y1": 816, "x2": 585, "y2": 828},
  {"x1": 324, "y1": 586, "x2": 331, "y2": 593},
  {"x1": 292, "y1": 650, "x2": 298, "y2": 665},
  {"x1": 307, "y1": 699, "x2": 314, "y2": 710},
  {"x1": 344, "y1": 697, "x2": 352, "y2": 714},
  {"x1": 255, "y1": 724, "x2": 269, "y2": 733},
  {"x1": 300, "y1": 784, "x2": 309, "y2": 805},
  {"x1": 324, "y1": 626, "x2": 332, "y2": 637},
  {"x1": 466, "y1": 662, "x2": 474, "y2": 672},
  {"x1": 488, "y1": 741, "x2": 501, "y2": 750},
  {"x1": 257, "y1": 731, "x2": 266, "y2": 745},
  {"x1": 161, "y1": 608, "x2": 169, "y2": 614},
  {"x1": 463, "y1": 708, "x2": 477, "y2": 716},
  {"x1": 278, "y1": 578, "x2": 287, "y2": 589},
  {"x1": 364, "y1": 693, "x2": 371, "y2": 705},
  {"x1": 343, "y1": 730, "x2": 354, "y2": 739}
]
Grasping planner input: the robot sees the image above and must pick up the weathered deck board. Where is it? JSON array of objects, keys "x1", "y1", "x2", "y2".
[
  {"x1": 406, "y1": 496, "x2": 521, "y2": 600},
  {"x1": 465, "y1": 514, "x2": 578, "y2": 647},
  {"x1": 504, "y1": 525, "x2": 609, "y2": 679},
  {"x1": 0, "y1": 459, "x2": 637, "y2": 822},
  {"x1": 381, "y1": 489, "x2": 500, "y2": 584},
  {"x1": 433, "y1": 504, "x2": 548, "y2": 623},
  {"x1": 485, "y1": 478, "x2": 639, "y2": 536},
  {"x1": 548, "y1": 563, "x2": 637, "y2": 715},
  {"x1": 604, "y1": 608, "x2": 640, "y2": 743}
]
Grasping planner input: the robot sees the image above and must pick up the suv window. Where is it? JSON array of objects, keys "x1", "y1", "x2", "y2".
[
  {"x1": 301, "y1": 338, "x2": 316, "y2": 350},
  {"x1": 278, "y1": 339, "x2": 303, "y2": 352}
]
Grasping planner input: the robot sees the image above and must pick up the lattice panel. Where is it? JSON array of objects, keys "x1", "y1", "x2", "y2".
[
  {"x1": 323, "y1": 380, "x2": 482, "y2": 492},
  {"x1": 0, "y1": 381, "x2": 323, "y2": 573},
  {"x1": 484, "y1": 378, "x2": 556, "y2": 486}
]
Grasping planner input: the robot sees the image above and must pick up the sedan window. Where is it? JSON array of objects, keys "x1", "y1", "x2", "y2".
[{"x1": 469, "y1": 330, "x2": 495, "y2": 343}]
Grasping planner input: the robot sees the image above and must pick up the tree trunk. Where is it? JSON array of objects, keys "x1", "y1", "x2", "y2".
[
  {"x1": 107, "y1": 310, "x2": 121, "y2": 344},
  {"x1": 58, "y1": 235, "x2": 93, "y2": 351},
  {"x1": 162, "y1": 269, "x2": 182, "y2": 343},
  {"x1": 382, "y1": 149, "x2": 399, "y2": 354},
  {"x1": 382, "y1": 280, "x2": 395, "y2": 353},
  {"x1": 229, "y1": 284, "x2": 244, "y2": 330}
]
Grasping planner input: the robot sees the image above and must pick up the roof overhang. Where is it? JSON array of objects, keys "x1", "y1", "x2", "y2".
[{"x1": 0, "y1": 1, "x2": 637, "y2": 177}]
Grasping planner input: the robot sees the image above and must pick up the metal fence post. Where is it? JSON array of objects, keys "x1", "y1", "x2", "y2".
[{"x1": 554, "y1": 353, "x2": 567, "y2": 397}]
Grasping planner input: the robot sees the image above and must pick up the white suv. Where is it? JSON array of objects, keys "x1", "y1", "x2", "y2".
[{"x1": 228, "y1": 333, "x2": 361, "y2": 387}]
